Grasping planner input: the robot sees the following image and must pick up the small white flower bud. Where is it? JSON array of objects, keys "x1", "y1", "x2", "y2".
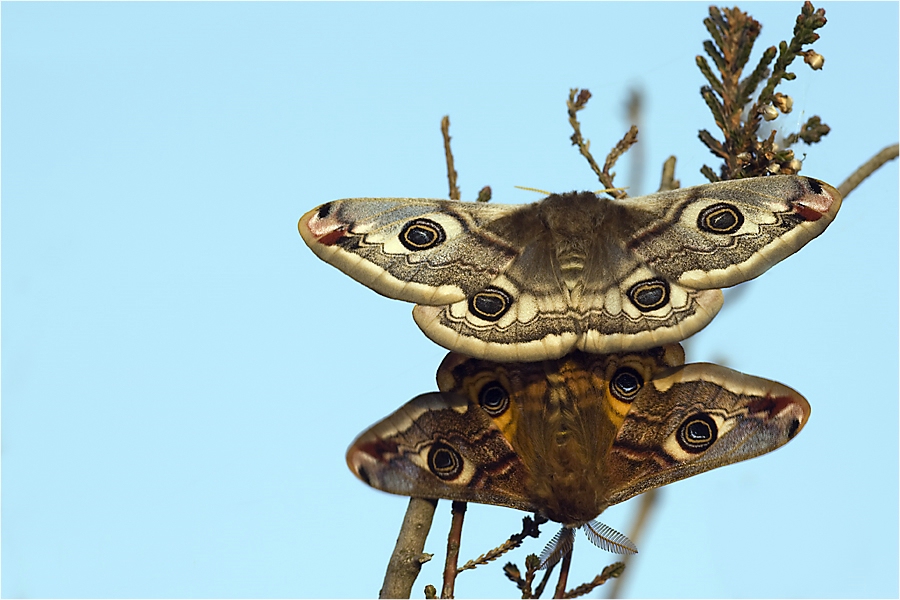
[
  {"x1": 762, "y1": 105, "x2": 779, "y2": 121},
  {"x1": 804, "y1": 51, "x2": 824, "y2": 70},
  {"x1": 774, "y1": 93, "x2": 794, "y2": 114}
]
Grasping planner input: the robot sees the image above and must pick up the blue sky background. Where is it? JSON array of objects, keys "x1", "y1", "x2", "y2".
[{"x1": 2, "y1": 2, "x2": 897, "y2": 598}]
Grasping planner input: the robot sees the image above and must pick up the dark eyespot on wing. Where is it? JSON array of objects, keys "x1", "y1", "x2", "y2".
[
  {"x1": 469, "y1": 286, "x2": 513, "y2": 321},
  {"x1": 698, "y1": 203, "x2": 744, "y2": 234},
  {"x1": 627, "y1": 279, "x2": 670, "y2": 312},
  {"x1": 399, "y1": 218, "x2": 446, "y2": 251},
  {"x1": 428, "y1": 442, "x2": 464, "y2": 480},
  {"x1": 478, "y1": 381, "x2": 510, "y2": 416},
  {"x1": 677, "y1": 413, "x2": 717, "y2": 453},
  {"x1": 610, "y1": 367, "x2": 643, "y2": 402}
]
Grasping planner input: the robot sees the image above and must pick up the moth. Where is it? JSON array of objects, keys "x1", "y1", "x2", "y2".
[
  {"x1": 300, "y1": 176, "x2": 841, "y2": 361},
  {"x1": 347, "y1": 344, "x2": 809, "y2": 566}
]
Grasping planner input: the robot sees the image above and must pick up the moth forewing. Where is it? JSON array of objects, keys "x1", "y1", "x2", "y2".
[{"x1": 301, "y1": 176, "x2": 841, "y2": 361}]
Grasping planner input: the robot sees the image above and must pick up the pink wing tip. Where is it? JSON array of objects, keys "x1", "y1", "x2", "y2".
[
  {"x1": 792, "y1": 178, "x2": 839, "y2": 221},
  {"x1": 747, "y1": 392, "x2": 811, "y2": 430},
  {"x1": 302, "y1": 205, "x2": 348, "y2": 246}
]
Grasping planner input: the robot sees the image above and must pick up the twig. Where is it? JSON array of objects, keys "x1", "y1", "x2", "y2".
[
  {"x1": 380, "y1": 498, "x2": 437, "y2": 599},
  {"x1": 566, "y1": 89, "x2": 605, "y2": 188},
  {"x1": 782, "y1": 115, "x2": 830, "y2": 147},
  {"x1": 532, "y1": 559, "x2": 555, "y2": 599},
  {"x1": 504, "y1": 554, "x2": 555, "y2": 599},
  {"x1": 838, "y1": 143, "x2": 899, "y2": 199},
  {"x1": 552, "y1": 548, "x2": 573, "y2": 599},
  {"x1": 459, "y1": 537, "x2": 525, "y2": 572},
  {"x1": 626, "y1": 88, "x2": 646, "y2": 196},
  {"x1": 441, "y1": 116, "x2": 460, "y2": 200},
  {"x1": 459, "y1": 514, "x2": 546, "y2": 572},
  {"x1": 697, "y1": 3, "x2": 830, "y2": 180},
  {"x1": 565, "y1": 563, "x2": 626, "y2": 599},
  {"x1": 601, "y1": 126, "x2": 639, "y2": 198},
  {"x1": 441, "y1": 501, "x2": 467, "y2": 598},
  {"x1": 658, "y1": 156, "x2": 680, "y2": 192},
  {"x1": 566, "y1": 88, "x2": 638, "y2": 198}
]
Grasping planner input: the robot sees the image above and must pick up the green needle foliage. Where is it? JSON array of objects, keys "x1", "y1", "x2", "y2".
[{"x1": 697, "y1": 2, "x2": 830, "y2": 181}]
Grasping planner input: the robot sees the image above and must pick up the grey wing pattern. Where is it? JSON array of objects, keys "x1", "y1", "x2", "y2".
[
  {"x1": 414, "y1": 228, "x2": 581, "y2": 362},
  {"x1": 576, "y1": 227, "x2": 724, "y2": 355},
  {"x1": 623, "y1": 176, "x2": 841, "y2": 289},
  {"x1": 299, "y1": 198, "x2": 526, "y2": 305}
]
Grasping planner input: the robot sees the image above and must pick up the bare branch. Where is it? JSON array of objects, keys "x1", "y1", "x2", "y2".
[
  {"x1": 552, "y1": 549, "x2": 573, "y2": 599},
  {"x1": 567, "y1": 88, "x2": 638, "y2": 198},
  {"x1": 838, "y1": 143, "x2": 899, "y2": 198},
  {"x1": 441, "y1": 501, "x2": 467, "y2": 598},
  {"x1": 567, "y1": 89, "x2": 606, "y2": 188},
  {"x1": 626, "y1": 88, "x2": 646, "y2": 195},
  {"x1": 601, "y1": 126, "x2": 639, "y2": 198},
  {"x1": 380, "y1": 498, "x2": 438, "y2": 599},
  {"x1": 658, "y1": 156, "x2": 680, "y2": 192},
  {"x1": 441, "y1": 116, "x2": 460, "y2": 201}
]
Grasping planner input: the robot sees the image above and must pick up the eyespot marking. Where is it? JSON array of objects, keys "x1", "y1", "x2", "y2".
[
  {"x1": 469, "y1": 286, "x2": 513, "y2": 321},
  {"x1": 627, "y1": 279, "x2": 670, "y2": 312},
  {"x1": 428, "y1": 442, "x2": 463, "y2": 480},
  {"x1": 677, "y1": 413, "x2": 718, "y2": 453},
  {"x1": 478, "y1": 381, "x2": 510, "y2": 416},
  {"x1": 698, "y1": 203, "x2": 744, "y2": 234},
  {"x1": 610, "y1": 367, "x2": 643, "y2": 402},
  {"x1": 399, "y1": 218, "x2": 446, "y2": 251}
]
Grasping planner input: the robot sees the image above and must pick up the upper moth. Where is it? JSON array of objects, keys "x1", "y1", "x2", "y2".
[{"x1": 300, "y1": 176, "x2": 840, "y2": 361}]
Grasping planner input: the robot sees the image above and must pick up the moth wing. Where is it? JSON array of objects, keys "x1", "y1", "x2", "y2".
[
  {"x1": 300, "y1": 198, "x2": 525, "y2": 305},
  {"x1": 604, "y1": 363, "x2": 810, "y2": 507},
  {"x1": 577, "y1": 237, "x2": 725, "y2": 354},
  {"x1": 346, "y1": 391, "x2": 537, "y2": 513},
  {"x1": 622, "y1": 175, "x2": 841, "y2": 289},
  {"x1": 433, "y1": 347, "x2": 685, "y2": 526},
  {"x1": 413, "y1": 234, "x2": 581, "y2": 362}
]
